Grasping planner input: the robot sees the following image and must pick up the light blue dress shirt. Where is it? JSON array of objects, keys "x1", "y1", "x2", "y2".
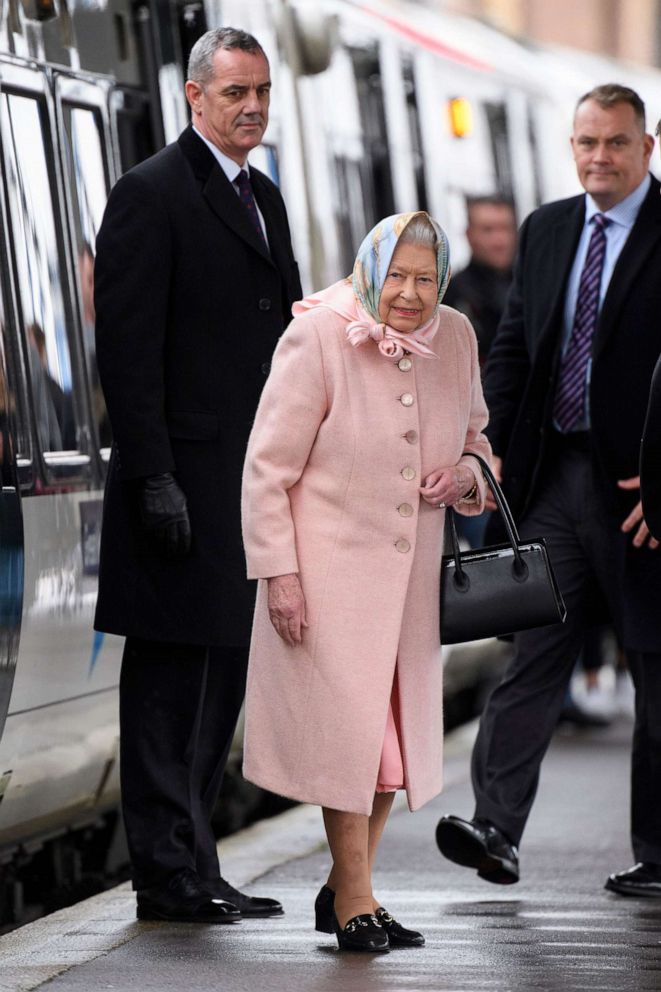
[
  {"x1": 558, "y1": 173, "x2": 651, "y2": 431},
  {"x1": 192, "y1": 126, "x2": 269, "y2": 245}
]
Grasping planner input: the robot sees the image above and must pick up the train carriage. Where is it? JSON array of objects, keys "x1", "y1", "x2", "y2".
[{"x1": 0, "y1": 0, "x2": 659, "y2": 928}]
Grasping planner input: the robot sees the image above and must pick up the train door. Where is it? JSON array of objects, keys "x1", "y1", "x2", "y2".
[
  {"x1": 350, "y1": 45, "x2": 395, "y2": 229},
  {"x1": 53, "y1": 72, "x2": 117, "y2": 464},
  {"x1": 0, "y1": 237, "x2": 24, "y2": 748}
]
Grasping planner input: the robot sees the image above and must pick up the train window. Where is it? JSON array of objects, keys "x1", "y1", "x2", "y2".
[
  {"x1": 333, "y1": 157, "x2": 368, "y2": 273},
  {"x1": 60, "y1": 103, "x2": 112, "y2": 449},
  {"x1": 484, "y1": 101, "x2": 514, "y2": 198},
  {"x1": 350, "y1": 48, "x2": 395, "y2": 228},
  {"x1": 0, "y1": 91, "x2": 88, "y2": 467},
  {"x1": 0, "y1": 272, "x2": 31, "y2": 489}
]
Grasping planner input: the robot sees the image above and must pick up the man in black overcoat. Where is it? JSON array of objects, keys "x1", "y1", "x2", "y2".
[
  {"x1": 94, "y1": 27, "x2": 301, "y2": 923},
  {"x1": 436, "y1": 84, "x2": 661, "y2": 897},
  {"x1": 642, "y1": 352, "x2": 661, "y2": 541}
]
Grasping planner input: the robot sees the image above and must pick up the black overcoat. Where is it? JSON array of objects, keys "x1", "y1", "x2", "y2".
[
  {"x1": 641, "y1": 353, "x2": 661, "y2": 541},
  {"x1": 483, "y1": 176, "x2": 661, "y2": 651},
  {"x1": 94, "y1": 126, "x2": 302, "y2": 646}
]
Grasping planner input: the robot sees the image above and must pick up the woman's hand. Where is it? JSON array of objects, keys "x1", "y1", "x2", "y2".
[
  {"x1": 267, "y1": 573, "x2": 308, "y2": 645},
  {"x1": 419, "y1": 464, "x2": 477, "y2": 508}
]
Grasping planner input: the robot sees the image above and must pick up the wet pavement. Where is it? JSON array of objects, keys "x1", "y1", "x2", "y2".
[{"x1": 3, "y1": 716, "x2": 660, "y2": 991}]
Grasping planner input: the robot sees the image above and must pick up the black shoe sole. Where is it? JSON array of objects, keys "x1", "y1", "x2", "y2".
[
  {"x1": 240, "y1": 906, "x2": 285, "y2": 918},
  {"x1": 137, "y1": 907, "x2": 242, "y2": 923},
  {"x1": 435, "y1": 819, "x2": 519, "y2": 885},
  {"x1": 335, "y1": 937, "x2": 390, "y2": 953},
  {"x1": 605, "y1": 879, "x2": 661, "y2": 898}
]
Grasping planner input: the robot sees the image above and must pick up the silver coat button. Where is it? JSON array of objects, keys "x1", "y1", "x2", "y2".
[
  {"x1": 400, "y1": 393, "x2": 414, "y2": 407},
  {"x1": 401, "y1": 467, "x2": 416, "y2": 481},
  {"x1": 398, "y1": 357, "x2": 412, "y2": 372},
  {"x1": 404, "y1": 430, "x2": 418, "y2": 444},
  {"x1": 395, "y1": 538, "x2": 411, "y2": 553},
  {"x1": 398, "y1": 503, "x2": 414, "y2": 517}
]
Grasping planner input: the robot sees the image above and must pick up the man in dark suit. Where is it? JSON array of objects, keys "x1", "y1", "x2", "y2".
[
  {"x1": 94, "y1": 27, "x2": 302, "y2": 923},
  {"x1": 641, "y1": 117, "x2": 661, "y2": 543},
  {"x1": 642, "y1": 352, "x2": 661, "y2": 541},
  {"x1": 436, "y1": 84, "x2": 661, "y2": 897}
]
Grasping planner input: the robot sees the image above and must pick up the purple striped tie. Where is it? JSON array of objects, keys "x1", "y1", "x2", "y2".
[
  {"x1": 553, "y1": 212, "x2": 610, "y2": 432},
  {"x1": 235, "y1": 169, "x2": 268, "y2": 250}
]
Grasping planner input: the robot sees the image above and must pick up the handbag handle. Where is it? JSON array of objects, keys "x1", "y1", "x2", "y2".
[{"x1": 446, "y1": 453, "x2": 527, "y2": 585}]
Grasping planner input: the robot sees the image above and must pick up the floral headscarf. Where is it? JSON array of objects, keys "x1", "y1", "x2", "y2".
[{"x1": 293, "y1": 211, "x2": 451, "y2": 361}]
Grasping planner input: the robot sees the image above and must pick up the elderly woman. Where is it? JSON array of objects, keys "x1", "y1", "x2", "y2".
[{"x1": 241, "y1": 212, "x2": 491, "y2": 952}]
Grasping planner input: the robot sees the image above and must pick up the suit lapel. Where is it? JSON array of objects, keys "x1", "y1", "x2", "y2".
[
  {"x1": 177, "y1": 126, "x2": 274, "y2": 265},
  {"x1": 203, "y1": 166, "x2": 273, "y2": 263},
  {"x1": 536, "y1": 198, "x2": 585, "y2": 354},
  {"x1": 251, "y1": 170, "x2": 291, "y2": 280},
  {"x1": 594, "y1": 177, "x2": 661, "y2": 360}
]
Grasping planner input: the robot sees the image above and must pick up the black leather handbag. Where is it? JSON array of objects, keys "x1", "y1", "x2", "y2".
[{"x1": 440, "y1": 454, "x2": 566, "y2": 645}]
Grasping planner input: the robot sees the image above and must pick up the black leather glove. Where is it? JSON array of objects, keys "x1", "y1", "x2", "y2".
[{"x1": 139, "y1": 472, "x2": 192, "y2": 559}]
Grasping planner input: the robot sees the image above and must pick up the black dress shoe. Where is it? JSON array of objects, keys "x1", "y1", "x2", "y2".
[
  {"x1": 436, "y1": 815, "x2": 519, "y2": 884},
  {"x1": 136, "y1": 869, "x2": 241, "y2": 924},
  {"x1": 203, "y1": 876, "x2": 284, "y2": 917},
  {"x1": 315, "y1": 885, "x2": 423, "y2": 946},
  {"x1": 333, "y1": 912, "x2": 389, "y2": 953},
  {"x1": 605, "y1": 862, "x2": 661, "y2": 897},
  {"x1": 374, "y1": 907, "x2": 425, "y2": 947}
]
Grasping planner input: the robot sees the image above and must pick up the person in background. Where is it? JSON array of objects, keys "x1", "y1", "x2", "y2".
[
  {"x1": 94, "y1": 27, "x2": 300, "y2": 924},
  {"x1": 436, "y1": 83, "x2": 661, "y2": 898},
  {"x1": 242, "y1": 212, "x2": 491, "y2": 952},
  {"x1": 444, "y1": 195, "x2": 517, "y2": 366},
  {"x1": 443, "y1": 196, "x2": 515, "y2": 550}
]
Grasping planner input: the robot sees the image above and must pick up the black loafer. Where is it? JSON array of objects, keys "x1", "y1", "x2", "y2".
[
  {"x1": 435, "y1": 815, "x2": 519, "y2": 884},
  {"x1": 375, "y1": 907, "x2": 425, "y2": 947},
  {"x1": 204, "y1": 876, "x2": 284, "y2": 917},
  {"x1": 605, "y1": 862, "x2": 661, "y2": 897},
  {"x1": 334, "y1": 912, "x2": 389, "y2": 953},
  {"x1": 137, "y1": 870, "x2": 241, "y2": 924},
  {"x1": 315, "y1": 885, "x2": 423, "y2": 946}
]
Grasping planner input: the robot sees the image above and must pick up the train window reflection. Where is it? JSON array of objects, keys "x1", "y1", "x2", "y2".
[
  {"x1": 61, "y1": 104, "x2": 112, "y2": 448},
  {"x1": 1, "y1": 93, "x2": 78, "y2": 454}
]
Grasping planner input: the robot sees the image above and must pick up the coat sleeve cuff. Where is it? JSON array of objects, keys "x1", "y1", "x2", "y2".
[{"x1": 246, "y1": 549, "x2": 300, "y2": 581}]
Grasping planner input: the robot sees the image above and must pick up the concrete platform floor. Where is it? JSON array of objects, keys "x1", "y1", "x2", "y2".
[{"x1": 2, "y1": 717, "x2": 659, "y2": 992}]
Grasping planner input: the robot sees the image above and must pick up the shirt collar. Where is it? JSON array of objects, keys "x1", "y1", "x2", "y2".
[
  {"x1": 192, "y1": 126, "x2": 250, "y2": 184},
  {"x1": 585, "y1": 173, "x2": 651, "y2": 229}
]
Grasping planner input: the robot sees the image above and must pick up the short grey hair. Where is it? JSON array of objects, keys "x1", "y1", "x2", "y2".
[
  {"x1": 576, "y1": 83, "x2": 646, "y2": 133},
  {"x1": 399, "y1": 213, "x2": 442, "y2": 252},
  {"x1": 187, "y1": 27, "x2": 267, "y2": 86}
]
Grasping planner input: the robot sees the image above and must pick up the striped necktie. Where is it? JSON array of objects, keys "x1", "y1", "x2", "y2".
[
  {"x1": 553, "y1": 212, "x2": 610, "y2": 432},
  {"x1": 235, "y1": 169, "x2": 268, "y2": 250}
]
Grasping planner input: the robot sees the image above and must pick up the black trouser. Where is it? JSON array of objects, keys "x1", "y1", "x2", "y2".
[
  {"x1": 119, "y1": 637, "x2": 248, "y2": 891},
  {"x1": 472, "y1": 440, "x2": 661, "y2": 861}
]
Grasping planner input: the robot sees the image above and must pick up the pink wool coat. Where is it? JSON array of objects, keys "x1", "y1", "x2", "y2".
[{"x1": 241, "y1": 302, "x2": 491, "y2": 815}]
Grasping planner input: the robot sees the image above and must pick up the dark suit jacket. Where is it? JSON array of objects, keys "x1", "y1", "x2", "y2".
[
  {"x1": 94, "y1": 126, "x2": 302, "y2": 646},
  {"x1": 641, "y1": 353, "x2": 661, "y2": 540},
  {"x1": 484, "y1": 176, "x2": 661, "y2": 651}
]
